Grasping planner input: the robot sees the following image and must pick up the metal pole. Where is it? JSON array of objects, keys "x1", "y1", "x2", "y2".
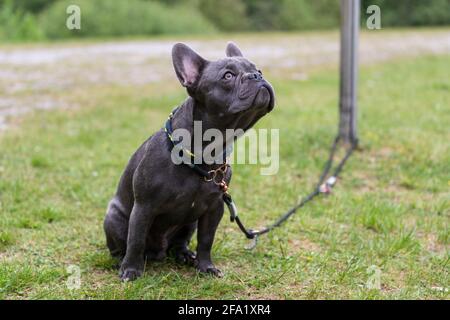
[{"x1": 339, "y1": 0, "x2": 359, "y2": 145}]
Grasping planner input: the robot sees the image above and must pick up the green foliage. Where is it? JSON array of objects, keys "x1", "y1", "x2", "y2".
[
  {"x1": 201, "y1": 0, "x2": 336, "y2": 31},
  {"x1": 278, "y1": 0, "x2": 340, "y2": 30},
  {"x1": 278, "y1": 0, "x2": 315, "y2": 30},
  {"x1": 39, "y1": 0, "x2": 216, "y2": 39},
  {"x1": 242, "y1": 0, "x2": 282, "y2": 30},
  {"x1": 361, "y1": 0, "x2": 450, "y2": 27},
  {"x1": 0, "y1": 0, "x2": 45, "y2": 41},
  {"x1": 0, "y1": 0, "x2": 449, "y2": 41},
  {"x1": 0, "y1": 0, "x2": 56, "y2": 13},
  {"x1": 199, "y1": 0, "x2": 248, "y2": 31}
]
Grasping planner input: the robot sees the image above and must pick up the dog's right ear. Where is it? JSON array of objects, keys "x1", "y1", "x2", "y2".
[
  {"x1": 226, "y1": 42, "x2": 243, "y2": 57},
  {"x1": 172, "y1": 43, "x2": 207, "y2": 88}
]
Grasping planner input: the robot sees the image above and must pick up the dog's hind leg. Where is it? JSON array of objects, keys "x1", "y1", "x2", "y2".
[
  {"x1": 104, "y1": 198, "x2": 129, "y2": 262},
  {"x1": 168, "y1": 222, "x2": 197, "y2": 265}
]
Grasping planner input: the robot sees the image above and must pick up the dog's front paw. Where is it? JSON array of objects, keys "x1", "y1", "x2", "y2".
[
  {"x1": 119, "y1": 266, "x2": 143, "y2": 282},
  {"x1": 195, "y1": 261, "x2": 223, "y2": 277},
  {"x1": 145, "y1": 250, "x2": 166, "y2": 262},
  {"x1": 174, "y1": 249, "x2": 196, "y2": 265}
]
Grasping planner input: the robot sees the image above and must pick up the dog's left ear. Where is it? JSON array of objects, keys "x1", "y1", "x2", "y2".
[
  {"x1": 172, "y1": 43, "x2": 207, "y2": 88},
  {"x1": 226, "y1": 42, "x2": 243, "y2": 57}
]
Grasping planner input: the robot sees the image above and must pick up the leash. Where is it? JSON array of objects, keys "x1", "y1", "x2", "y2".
[
  {"x1": 164, "y1": 108, "x2": 357, "y2": 250},
  {"x1": 225, "y1": 136, "x2": 357, "y2": 249}
]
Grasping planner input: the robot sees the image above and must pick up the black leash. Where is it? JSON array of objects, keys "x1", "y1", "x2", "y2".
[
  {"x1": 164, "y1": 108, "x2": 357, "y2": 250},
  {"x1": 226, "y1": 136, "x2": 357, "y2": 249}
]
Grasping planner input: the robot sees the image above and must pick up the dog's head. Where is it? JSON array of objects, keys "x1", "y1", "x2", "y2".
[{"x1": 172, "y1": 42, "x2": 275, "y2": 131}]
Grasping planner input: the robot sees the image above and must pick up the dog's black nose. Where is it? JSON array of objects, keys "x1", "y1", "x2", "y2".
[{"x1": 244, "y1": 72, "x2": 263, "y2": 81}]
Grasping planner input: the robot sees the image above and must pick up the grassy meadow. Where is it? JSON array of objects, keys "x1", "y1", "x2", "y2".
[{"x1": 0, "y1": 38, "x2": 448, "y2": 299}]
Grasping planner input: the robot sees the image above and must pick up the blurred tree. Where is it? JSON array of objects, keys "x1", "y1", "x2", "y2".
[
  {"x1": 1, "y1": 0, "x2": 449, "y2": 41},
  {"x1": 199, "y1": 0, "x2": 248, "y2": 31},
  {"x1": 0, "y1": 0, "x2": 45, "y2": 40},
  {"x1": 278, "y1": 0, "x2": 315, "y2": 30},
  {"x1": 144, "y1": 0, "x2": 196, "y2": 6},
  {"x1": 361, "y1": 0, "x2": 450, "y2": 26},
  {"x1": 0, "y1": 0, "x2": 56, "y2": 13},
  {"x1": 278, "y1": 0, "x2": 340, "y2": 30},
  {"x1": 39, "y1": 0, "x2": 215, "y2": 38},
  {"x1": 243, "y1": 0, "x2": 281, "y2": 30},
  {"x1": 410, "y1": 0, "x2": 450, "y2": 25}
]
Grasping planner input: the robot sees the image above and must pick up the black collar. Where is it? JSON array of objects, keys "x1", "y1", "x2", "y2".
[{"x1": 164, "y1": 107, "x2": 230, "y2": 181}]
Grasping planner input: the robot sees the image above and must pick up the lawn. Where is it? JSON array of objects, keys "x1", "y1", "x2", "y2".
[{"x1": 0, "y1": 50, "x2": 448, "y2": 299}]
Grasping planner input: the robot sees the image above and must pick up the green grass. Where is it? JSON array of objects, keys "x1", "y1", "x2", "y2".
[{"x1": 0, "y1": 54, "x2": 449, "y2": 299}]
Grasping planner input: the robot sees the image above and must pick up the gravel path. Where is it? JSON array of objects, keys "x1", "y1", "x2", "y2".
[{"x1": 0, "y1": 29, "x2": 449, "y2": 130}]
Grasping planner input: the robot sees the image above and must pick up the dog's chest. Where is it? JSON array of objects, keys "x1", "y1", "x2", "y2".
[
  {"x1": 153, "y1": 175, "x2": 227, "y2": 227},
  {"x1": 178, "y1": 183, "x2": 223, "y2": 221}
]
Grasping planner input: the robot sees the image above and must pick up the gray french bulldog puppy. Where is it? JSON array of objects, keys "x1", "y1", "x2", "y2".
[{"x1": 104, "y1": 42, "x2": 275, "y2": 281}]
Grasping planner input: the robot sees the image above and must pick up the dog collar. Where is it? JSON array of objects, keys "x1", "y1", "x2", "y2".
[{"x1": 164, "y1": 107, "x2": 230, "y2": 191}]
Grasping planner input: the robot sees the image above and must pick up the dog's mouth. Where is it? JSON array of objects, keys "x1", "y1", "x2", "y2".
[
  {"x1": 253, "y1": 83, "x2": 275, "y2": 112},
  {"x1": 262, "y1": 83, "x2": 275, "y2": 112},
  {"x1": 229, "y1": 82, "x2": 275, "y2": 115}
]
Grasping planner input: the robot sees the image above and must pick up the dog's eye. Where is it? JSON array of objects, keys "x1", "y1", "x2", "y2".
[
  {"x1": 223, "y1": 72, "x2": 234, "y2": 80},
  {"x1": 258, "y1": 70, "x2": 263, "y2": 75}
]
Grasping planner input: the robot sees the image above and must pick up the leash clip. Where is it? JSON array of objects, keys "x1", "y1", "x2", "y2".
[
  {"x1": 319, "y1": 176, "x2": 337, "y2": 194},
  {"x1": 205, "y1": 163, "x2": 229, "y2": 192}
]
